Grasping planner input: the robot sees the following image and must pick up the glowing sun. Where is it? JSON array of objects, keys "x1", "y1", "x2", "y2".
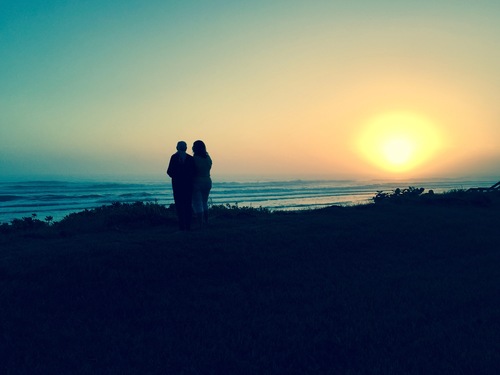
[{"x1": 357, "y1": 112, "x2": 441, "y2": 173}]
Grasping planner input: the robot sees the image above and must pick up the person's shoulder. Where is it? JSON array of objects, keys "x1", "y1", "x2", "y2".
[{"x1": 186, "y1": 154, "x2": 196, "y2": 166}]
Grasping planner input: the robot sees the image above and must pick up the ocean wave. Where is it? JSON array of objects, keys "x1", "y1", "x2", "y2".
[
  {"x1": 0, "y1": 201, "x2": 91, "y2": 209},
  {"x1": 0, "y1": 195, "x2": 22, "y2": 202},
  {"x1": 118, "y1": 192, "x2": 154, "y2": 198}
]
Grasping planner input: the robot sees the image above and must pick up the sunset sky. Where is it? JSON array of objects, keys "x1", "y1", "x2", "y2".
[{"x1": 1, "y1": 0, "x2": 499, "y2": 181}]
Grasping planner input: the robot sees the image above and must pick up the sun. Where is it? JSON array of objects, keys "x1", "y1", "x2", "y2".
[
  {"x1": 356, "y1": 112, "x2": 441, "y2": 173},
  {"x1": 381, "y1": 136, "x2": 415, "y2": 166}
]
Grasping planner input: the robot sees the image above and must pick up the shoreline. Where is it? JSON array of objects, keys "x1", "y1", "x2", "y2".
[{"x1": 1, "y1": 177, "x2": 497, "y2": 225}]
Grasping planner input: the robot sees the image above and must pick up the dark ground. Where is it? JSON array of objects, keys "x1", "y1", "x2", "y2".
[{"x1": 1, "y1": 201, "x2": 499, "y2": 374}]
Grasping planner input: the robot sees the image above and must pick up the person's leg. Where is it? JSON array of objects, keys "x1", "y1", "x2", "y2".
[
  {"x1": 201, "y1": 186, "x2": 211, "y2": 224},
  {"x1": 192, "y1": 189, "x2": 204, "y2": 228},
  {"x1": 183, "y1": 204, "x2": 192, "y2": 231},
  {"x1": 182, "y1": 190, "x2": 193, "y2": 230},
  {"x1": 172, "y1": 188, "x2": 185, "y2": 230}
]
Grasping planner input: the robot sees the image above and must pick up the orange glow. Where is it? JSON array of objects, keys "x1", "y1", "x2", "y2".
[{"x1": 357, "y1": 112, "x2": 441, "y2": 173}]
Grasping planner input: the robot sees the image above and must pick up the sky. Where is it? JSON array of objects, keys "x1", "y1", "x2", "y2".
[{"x1": 1, "y1": 0, "x2": 499, "y2": 181}]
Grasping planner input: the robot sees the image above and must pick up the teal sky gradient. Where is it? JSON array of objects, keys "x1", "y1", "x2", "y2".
[{"x1": 1, "y1": 0, "x2": 499, "y2": 180}]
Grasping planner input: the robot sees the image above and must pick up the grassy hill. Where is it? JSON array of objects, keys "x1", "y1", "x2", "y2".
[{"x1": 1, "y1": 191, "x2": 499, "y2": 374}]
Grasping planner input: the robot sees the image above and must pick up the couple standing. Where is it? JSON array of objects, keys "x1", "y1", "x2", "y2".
[{"x1": 167, "y1": 140, "x2": 212, "y2": 231}]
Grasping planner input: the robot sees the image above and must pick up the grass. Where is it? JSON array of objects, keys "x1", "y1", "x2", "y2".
[{"x1": 0, "y1": 190, "x2": 499, "y2": 374}]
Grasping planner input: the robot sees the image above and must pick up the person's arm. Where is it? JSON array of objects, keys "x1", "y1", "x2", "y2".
[{"x1": 167, "y1": 155, "x2": 176, "y2": 178}]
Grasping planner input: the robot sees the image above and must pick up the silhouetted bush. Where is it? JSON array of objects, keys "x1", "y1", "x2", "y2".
[
  {"x1": 0, "y1": 201, "x2": 274, "y2": 235},
  {"x1": 422, "y1": 189, "x2": 499, "y2": 207},
  {"x1": 210, "y1": 203, "x2": 271, "y2": 218},
  {"x1": 373, "y1": 186, "x2": 425, "y2": 204},
  {"x1": 54, "y1": 201, "x2": 178, "y2": 234},
  {"x1": 373, "y1": 187, "x2": 500, "y2": 207},
  {"x1": 0, "y1": 214, "x2": 49, "y2": 234}
]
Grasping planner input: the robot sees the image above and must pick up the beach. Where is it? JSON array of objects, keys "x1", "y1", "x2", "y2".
[{"x1": 1, "y1": 194, "x2": 499, "y2": 374}]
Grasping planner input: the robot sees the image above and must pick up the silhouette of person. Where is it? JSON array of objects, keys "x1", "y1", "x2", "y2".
[
  {"x1": 192, "y1": 140, "x2": 212, "y2": 228},
  {"x1": 167, "y1": 141, "x2": 196, "y2": 231}
]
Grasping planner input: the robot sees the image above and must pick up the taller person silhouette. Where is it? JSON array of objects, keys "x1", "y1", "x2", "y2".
[{"x1": 167, "y1": 141, "x2": 196, "y2": 231}]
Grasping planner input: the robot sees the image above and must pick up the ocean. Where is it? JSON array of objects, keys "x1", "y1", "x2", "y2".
[{"x1": 0, "y1": 177, "x2": 496, "y2": 224}]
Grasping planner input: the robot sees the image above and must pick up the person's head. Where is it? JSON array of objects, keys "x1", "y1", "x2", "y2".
[
  {"x1": 192, "y1": 140, "x2": 208, "y2": 157},
  {"x1": 176, "y1": 141, "x2": 187, "y2": 152}
]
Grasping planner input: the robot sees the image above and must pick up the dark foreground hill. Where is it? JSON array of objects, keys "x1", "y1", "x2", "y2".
[{"x1": 1, "y1": 194, "x2": 499, "y2": 374}]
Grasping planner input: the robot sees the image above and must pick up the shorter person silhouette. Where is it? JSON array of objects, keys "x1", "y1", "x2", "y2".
[
  {"x1": 192, "y1": 140, "x2": 212, "y2": 228},
  {"x1": 167, "y1": 141, "x2": 196, "y2": 231}
]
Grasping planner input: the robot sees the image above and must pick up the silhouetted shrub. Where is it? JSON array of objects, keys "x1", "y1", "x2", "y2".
[
  {"x1": 54, "y1": 201, "x2": 177, "y2": 233},
  {"x1": 210, "y1": 203, "x2": 271, "y2": 218},
  {"x1": 0, "y1": 222, "x2": 12, "y2": 234},
  {"x1": 373, "y1": 187, "x2": 500, "y2": 207},
  {"x1": 422, "y1": 189, "x2": 498, "y2": 207},
  {"x1": 9, "y1": 215, "x2": 48, "y2": 231},
  {"x1": 373, "y1": 186, "x2": 425, "y2": 204}
]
